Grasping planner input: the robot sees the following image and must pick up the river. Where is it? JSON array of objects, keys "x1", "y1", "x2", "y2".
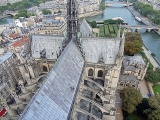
[
  {"x1": 0, "y1": 16, "x2": 13, "y2": 25},
  {"x1": 0, "y1": 5, "x2": 160, "y2": 61},
  {"x1": 87, "y1": 4, "x2": 160, "y2": 61}
]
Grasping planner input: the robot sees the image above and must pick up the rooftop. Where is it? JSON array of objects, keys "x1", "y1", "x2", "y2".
[
  {"x1": 80, "y1": 19, "x2": 92, "y2": 37},
  {"x1": 11, "y1": 37, "x2": 29, "y2": 47},
  {"x1": 31, "y1": 34, "x2": 64, "y2": 59},
  {"x1": 123, "y1": 55, "x2": 146, "y2": 71},
  {"x1": 0, "y1": 52, "x2": 12, "y2": 64},
  {"x1": 81, "y1": 37, "x2": 120, "y2": 64},
  {"x1": 19, "y1": 41, "x2": 84, "y2": 120},
  {"x1": 119, "y1": 74, "x2": 139, "y2": 82}
]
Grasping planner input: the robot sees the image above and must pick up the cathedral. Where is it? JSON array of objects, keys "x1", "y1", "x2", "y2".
[{"x1": 0, "y1": 0, "x2": 124, "y2": 119}]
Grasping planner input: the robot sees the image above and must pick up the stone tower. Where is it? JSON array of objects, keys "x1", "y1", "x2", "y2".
[{"x1": 67, "y1": 0, "x2": 80, "y2": 43}]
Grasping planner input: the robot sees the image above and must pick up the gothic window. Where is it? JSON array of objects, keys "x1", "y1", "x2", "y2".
[
  {"x1": 98, "y1": 70, "x2": 103, "y2": 77},
  {"x1": 43, "y1": 66, "x2": 48, "y2": 72},
  {"x1": 88, "y1": 68, "x2": 93, "y2": 76}
]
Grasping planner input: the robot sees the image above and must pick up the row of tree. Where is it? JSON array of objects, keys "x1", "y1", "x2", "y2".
[
  {"x1": 0, "y1": 0, "x2": 52, "y2": 14},
  {"x1": 14, "y1": 9, "x2": 36, "y2": 19},
  {"x1": 133, "y1": 2, "x2": 160, "y2": 24},
  {"x1": 88, "y1": 19, "x2": 124, "y2": 28},
  {"x1": 122, "y1": 86, "x2": 160, "y2": 120}
]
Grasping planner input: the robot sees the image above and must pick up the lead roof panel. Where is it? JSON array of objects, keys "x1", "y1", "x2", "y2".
[{"x1": 19, "y1": 41, "x2": 84, "y2": 120}]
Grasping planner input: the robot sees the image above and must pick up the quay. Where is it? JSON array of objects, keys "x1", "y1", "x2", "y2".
[
  {"x1": 127, "y1": 6, "x2": 160, "y2": 35},
  {"x1": 0, "y1": 14, "x2": 11, "y2": 19},
  {"x1": 143, "y1": 45, "x2": 160, "y2": 68},
  {"x1": 127, "y1": 6, "x2": 152, "y2": 26},
  {"x1": 79, "y1": 11, "x2": 103, "y2": 18},
  {"x1": 126, "y1": 6, "x2": 160, "y2": 66}
]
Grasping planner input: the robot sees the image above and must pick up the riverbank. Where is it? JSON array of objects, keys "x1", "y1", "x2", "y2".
[
  {"x1": 127, "y1": 6, "x2": 160, "y2": 36},
  {"x1": 79, "y1": 11, "x2": 103, "y2": 18},
  {"x1": 127, "y1": 6, "x2": 152, "y2": 26},
  {"x1": 142, "y1": 44, "x2": 160, "y2": 68},
  {"x1": 126, "y1": 6, "x2": 160, "y2": 63},
  {"x1": 0, "y1": 14, "x2": 11, "y2": 19}
]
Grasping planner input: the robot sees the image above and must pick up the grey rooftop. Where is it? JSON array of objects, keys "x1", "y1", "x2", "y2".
[
  {"x1": 0, "y1": 52, "x2": 12, "y2": 64},
  {"x1": 31, "y1": 34, "x2": 64, "y2": 60},
  {"x1": 81, "y1": 38, "x2": 120, "y2": 64},
  {"x1": 80, "y1": 18, "x2": 92, "y2": 37},
  {"x1": 19, "y1": 41, "x2": 84, "y2": 120}
]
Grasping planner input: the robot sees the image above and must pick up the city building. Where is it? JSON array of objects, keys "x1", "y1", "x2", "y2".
[
  {"x1": 0, "y1": 0, "x2": 22, "y2": 6},
  {"x1": 122, "y1": 55, "x2": 148, "y2": 81},
  {"x1": 117, "y1": 55, "x2": 148, "y2": 90},
  {"x1": 34, "y1": 15, "x2": 66, "y2": 35}
]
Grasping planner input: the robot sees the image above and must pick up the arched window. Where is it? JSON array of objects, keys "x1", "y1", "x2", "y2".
[
  {"x1": 88, "y1": 68, "x2": 93, "y2": 76},
  {"x1": 43, "y1": 66, "x2": 48, "y2": 72},
  {"x1": 98, "y1": 70, "x2": 103, "y2": 77}
]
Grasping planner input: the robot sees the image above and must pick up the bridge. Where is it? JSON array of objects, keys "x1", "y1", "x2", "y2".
[
  {"x1": 4, "y1": 11, "x2": 18, "y2": 16},
  {"x1": 122, "y1": 25, "x2": 160, "y2": 32},
  {"x1": 105, "y1": 1, "x2": 133, "y2": 7}
]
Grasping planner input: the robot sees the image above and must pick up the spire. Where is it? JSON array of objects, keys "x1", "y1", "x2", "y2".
[{"x1": 67, "y1": 0, "x2": 80, "y2": 43}]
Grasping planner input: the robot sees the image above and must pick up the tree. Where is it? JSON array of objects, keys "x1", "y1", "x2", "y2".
[
  {"x1": 42, "y1": 9, "x2": 52, "y2": 15},
  {"x1": 124, "y1": 32, "x2": 143, "y2": 55},
  {"x1": 144, "y1": 96, "x2": 160, "y2": 120},
  {"x1": 148, "y1": 109, "x2": 160, "y2": 120},
  {"x1": 148, "y1": 96, "x2": 160, "y2": 109},
  {"x1": 121, "y1": 86, "x2": 142, "y2": 113},
  {"x1": 133, "y1": 1, "x2": 160, "y2": 25},
  {"x1": 99, "y1": 2, "x2": 105, "y2": 11},
  {"x1": 104, "y1": 19, "x2": 124, "y2": 24},
  {"x1": 136, "y1": 98, "x2": 149, "y2": 118},
  {"x1": 90, "y1": 21, "x2": 97, "y2": 28},
  {"x1": 145, "y1": 68, "x2": 160, "y2": 84}
]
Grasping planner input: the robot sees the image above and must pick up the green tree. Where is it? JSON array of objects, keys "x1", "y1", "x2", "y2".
[
  {"x1": 42, "y1": 9, "x2": 52, "y2": 15},
  {"x1": 90, "y1": 21, "x2": 97, "y2": 28},
  {"x1": 133, "y1": 1, "x2": 160, "y2": 24},
  {"x1": 144, "y1": 96, "x2": 160, "y2": 120},
  {"x1": 121, "y1": 86, "x2": 142, "y2": 113},
  {"x1": 136, "y1": 98, "x2": 149, "y2": 118},
  {"x1": 99, "y1": 2, "x2": 105, "y2": 11},
  {"x1": 124, "y1": 32, "x2": 143, "y2": 55},
  {"x1": 148, "y1": 96, "x2": 160, "y2": 109},
  {"x1": 14, "y1": 9, "x2": 28, "y2": 19},
  {"x1": 148, "y1": 109, "x2": 160, "y2": 120},
  {"x1": 104, "y1": 19, "x2": 124, "y2": 24},
  {"x1": 125, "y1": 40, "x2": 142, "y2": 55},
  {"x1": 0, "y1": 0, "x2": 52, "y2": 13},
  {"x1": 145, "y1": 68, "x2": 160, "y2": 84}
]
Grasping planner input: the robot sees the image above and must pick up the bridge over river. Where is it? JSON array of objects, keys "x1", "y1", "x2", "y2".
[
  {"x1": 105, "y1": 1, "x2": 133, "y2": 6},
  {"x1": 3, "y1": 11, "x2": 18, "y2": 16},
  {"x1": 122, "y1": 25, "x2": 160, "y2": 32}
]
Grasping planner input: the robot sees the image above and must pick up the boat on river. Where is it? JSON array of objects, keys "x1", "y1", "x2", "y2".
[{"x1": 135, "y1": 17, "x2": 142, "y2": 22}]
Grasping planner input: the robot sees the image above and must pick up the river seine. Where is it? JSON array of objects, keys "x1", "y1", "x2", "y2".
[
  {"x1": 87, "y1": 4, "x2": 160, "y2": 61},
  {"x1": 0, "y1": 16, "x2": 13, "y2": 25},
  {"x1": 0, "y1": 4, "x2": 160, "y2": 61}
]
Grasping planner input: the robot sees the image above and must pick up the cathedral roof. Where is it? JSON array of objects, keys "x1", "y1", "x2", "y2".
[
  {"x1": 31, "y1": 34, "x2": 64, "y2": 59},
  {"x1": 19, "y1": 41, "x2": 84, "y2": 120},
  {"x1": 81, "y1": 37, "x2": 120, "y2": 64},
  {"x1": 80, "y1": 18, "x2": 92, "y2": 37}
]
